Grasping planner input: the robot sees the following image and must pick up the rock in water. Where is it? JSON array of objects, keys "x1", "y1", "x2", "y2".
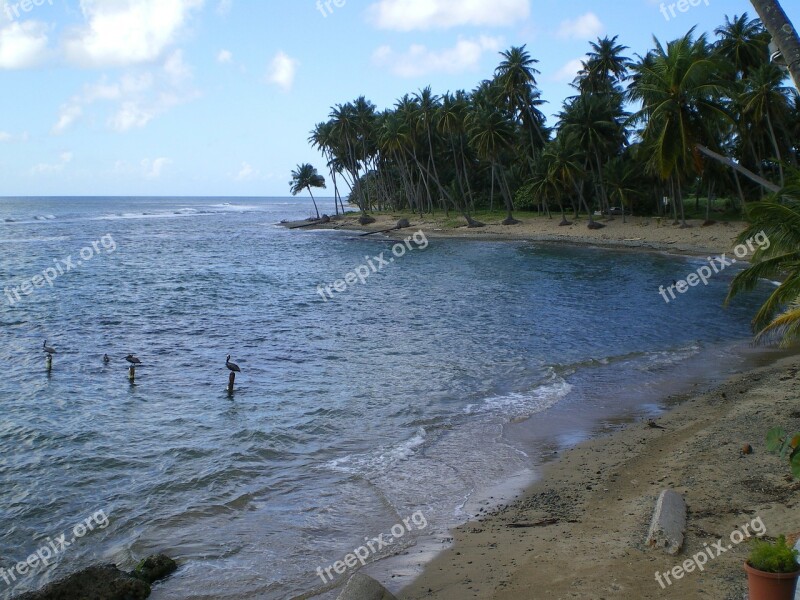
[
  {"x1": 336, "y1": 574, "x2": 397, "y2": 600},
  {"x1": 133, "y1": 554, "x2": 177, "y2": 585},
  {"x1": 16, "y1": 554, "x2": 177, "y2": 600},
  {"x1": 15, "y1": 565, "x2": 151, "y2": 600}
]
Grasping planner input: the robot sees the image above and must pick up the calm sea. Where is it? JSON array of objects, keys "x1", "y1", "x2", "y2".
[{"x1": 0, "y1": 197, "x2": 774, "y2": 599}]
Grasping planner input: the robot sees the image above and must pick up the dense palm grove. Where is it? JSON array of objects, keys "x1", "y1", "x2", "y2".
[{"x1": 307, "y1": 14, "x2": 799, "y2": 229}]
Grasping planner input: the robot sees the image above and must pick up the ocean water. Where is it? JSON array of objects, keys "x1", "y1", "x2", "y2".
[{"x1": 0, "y1": 197, "x2": 773, "y2": 599}]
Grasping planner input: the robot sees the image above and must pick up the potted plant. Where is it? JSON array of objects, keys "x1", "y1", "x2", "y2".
[{"x1": 745, "y1": 535, "x2": 800, "y2": 600}]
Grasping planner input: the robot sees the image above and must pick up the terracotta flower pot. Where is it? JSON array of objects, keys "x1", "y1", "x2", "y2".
[{"x1": 744, "y1": 561, "x2": 800, "y2": 600}]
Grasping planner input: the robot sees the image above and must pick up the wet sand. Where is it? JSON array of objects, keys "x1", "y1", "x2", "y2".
[{"x1": 397, "y1": 354, "x2": 800, "y2": 600}]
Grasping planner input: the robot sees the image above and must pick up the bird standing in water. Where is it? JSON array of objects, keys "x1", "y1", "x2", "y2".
[
  {"x1": 125, "y1": 355, "x2": 142, "y2": 366},
  {"x1": 43, "y1": 341, "x2": 56, "y2": 355}
]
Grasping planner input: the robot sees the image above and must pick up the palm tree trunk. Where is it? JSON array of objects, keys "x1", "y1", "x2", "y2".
[
  {"x1": 307, "y1": 188, "x2": 320, "y2": 219},
  {"x1": 765, "y1": 110, "x2": 785, "y2": 187},
  {"x1": 676, "y1": 177, "x2": 687, "y2": 227},
  {"x1": 750, "y1": 0, "x2": 800, "y2": 90}
]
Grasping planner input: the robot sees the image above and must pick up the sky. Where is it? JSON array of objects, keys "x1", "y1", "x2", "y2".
[{"x1": 0, "y1": 0, "x2": 795, "y2": 197}]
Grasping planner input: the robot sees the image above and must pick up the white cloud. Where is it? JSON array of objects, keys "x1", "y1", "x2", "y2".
[
  {"x1": 216, "y1": 0, "x2": 232, "y2": 15},
  {"x1": 0, "y1": 130, "x2": 29, "y2": 142},
  {"x1": 163, "y1": 49, "x2": 191, "y2": 83},
  {"x1": 141, "y1": 157, "x2": 171, "y2": 178},
  {"x1": 556, "y1": 12, "x2": 604, "y2": 41},
  {"x1": 216, "y1": 49, "x2": 233, "y2": 64},
  {"x1": 367, "y1": 0, "x2": 529, "y2": 31},
  {"x1": 112, "y1": 157, "x2": 171, "y2": 178},
  {"x1": 63, "y1": 0, "x2": 203, "y2": 68},
  {"x1": 235, "y1": 162, "x2": 256, "y2": 181},
  {"x1": 372, "y1": 35, "x2": 503, "y2": 78},
  {"x1": 551, "y1": 58, "x2": 584, "y2": 83},
  {"x1": 266, "y1": 51, "x2": 297, "y2": 91},
  {"x1": 31, "y1": 151, "x2": 72, "y2": 175},
  {"x1": 0, "y1": 21, "x2": 49, "y2": 69},
  {"x1": 52, "y1": 105, "x2": 84, "y2": 134},
  {"x1": 52, "y1": 53, "x2": 199, "y2": 134}
]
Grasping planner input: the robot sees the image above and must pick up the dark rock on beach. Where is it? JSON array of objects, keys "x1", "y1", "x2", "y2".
[
  {"x1": 396, "y1": 218, "x2": 411, "y2": 229},
  {"x1": 359, "y1": 215, "x2": 376, "y2": 225},
  {"x1": 14, "y1": 555, "x2": 177, "y2": 600}
]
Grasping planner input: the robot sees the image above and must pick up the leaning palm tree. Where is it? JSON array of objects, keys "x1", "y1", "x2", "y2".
[
  {"x1": 727, "y1": 172, "x2": 800, "y2": 345},
  {"x1": 290, "y1": 163, "x2": 326, "y2": 219}
]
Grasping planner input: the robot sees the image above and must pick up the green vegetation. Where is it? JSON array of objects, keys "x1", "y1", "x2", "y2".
[
  {"x1": 765, "y1": 426, "x2": 800, "y2": 479},
  {"x1": 307, "y1": 13, "x2": 798, "y2": 228},
  {"x1": 748, "y1": 535, "x2": 800, "y2": 573},
  {"x1": 727, "y1": 172, "x2": 800, "y2": 343}
]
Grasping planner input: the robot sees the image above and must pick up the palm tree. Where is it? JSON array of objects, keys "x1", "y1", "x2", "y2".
[
  {"x1": 495, "y1": 45, "x2": 548, "y2": 152},
  {"x1": 727, "y1": 173, "x2": 800, "y2": 345},
  {"x1": 714, "y1": 13, "x2": 769, "y2": 79},
  {"x1": 557, "y1": 93, "x2": 628, "y2": 221},
  {"x1": 467, "y1": 104, "x2": 519, "y2": 224},
  {"x1": 628, "y1": 30, "x2": 731, "y2": 227},
  {"x1": 740, "y1": 63, "x2": 795, "y2": 187},
  {"x1": 580, "y1": 36, "x2": 632, "y2": 94},
  {"x1": 290, "y1": 163, "x2": 326, "y2": 219},
  {"x1": 309, "y1": 120, "x2": 347, "y2": 216}
]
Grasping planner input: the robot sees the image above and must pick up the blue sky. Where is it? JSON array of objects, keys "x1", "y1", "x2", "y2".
[{"x1": 0, "y1": 0, "x2": 794, "y2": 197}]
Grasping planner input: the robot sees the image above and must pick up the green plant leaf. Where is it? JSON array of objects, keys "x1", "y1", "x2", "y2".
[
  {"x1": 792, "y1": 450, "x2": 800, "y2": 480},
  {"x1": 766, "y1": 427, "x2": 787, "y2": 453}
]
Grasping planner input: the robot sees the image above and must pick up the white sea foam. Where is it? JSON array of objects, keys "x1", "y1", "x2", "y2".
[
  {"x1": 323, "y1": 427, "x2": 427, "y2": 475},
  {"x1": 465, "y1": 372, "x2": 573, "y2": 419}
]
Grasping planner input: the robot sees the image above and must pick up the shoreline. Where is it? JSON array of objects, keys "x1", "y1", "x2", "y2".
[
  {"x1": 280, "y1": 210, "x2": 799, "y2": 599},
  {"x1": 279, "y1": 212, "x2": 751, "y2": 257},
  {"x1": 395, "y1": 351, "x2": 800, "y2": 599}
]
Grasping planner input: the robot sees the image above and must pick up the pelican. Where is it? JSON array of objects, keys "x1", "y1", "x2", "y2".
[
  {"x1": 43, "y1": 340, "x2": 56, "y2": 355},
  {"x1": 226, "y1": 355, "x2": 241, "y2": 373},
  {"x1": 103, "y1": 354, "x2": 110, "y2": 364},
  {"x1": 125, "y1": 355, "x2": 142, "y2": 366}
]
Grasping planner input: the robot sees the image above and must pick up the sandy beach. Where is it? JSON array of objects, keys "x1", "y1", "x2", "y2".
[
  {"x1": 282, "y1": 212, "x2": 750, "y2": 257},
  {"x1": 391, "y1": 353, "x2": 800, "y2": 600}
]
